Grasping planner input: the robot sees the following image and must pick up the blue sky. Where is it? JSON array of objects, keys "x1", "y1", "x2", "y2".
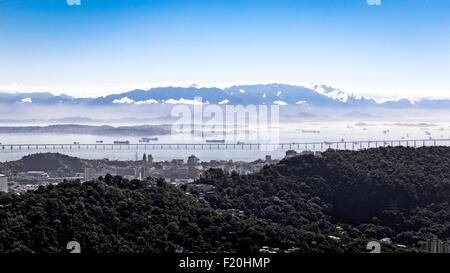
[{"x1": 0, "y1": 0, "x2": 449, "y2": 99}]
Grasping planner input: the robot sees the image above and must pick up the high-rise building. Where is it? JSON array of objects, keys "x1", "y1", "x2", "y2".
[
  {"x1": 148, "y1": 154, "x2": 153, "y2": 166},
  {"x1": 422, "y1": 239, "x2": 450, "y2": 253},
  {"x1": 116, "y1": 167, "x2": 135, "y2": 177},
  {"x1": 443, "y1": 241, "x2": 450, "y2": 253},
  {"x1": 134, "y1": 168, "x2": 142, "y2": 180},
  {"x1": 142, "y1": 153, "x2": 149, "y2": 178},
  {"x1": 426, "y1": 238, "x2": 445, "y2": 253},
  {"x1": 0, "y1": 174, "x2": 7, "y2": 193},
  {"x1": 84, "y1": 168, "x2": 96, "y2": 181},
  {"x1": 187, "y1": 155, "x2": 200, "y2": 167}
]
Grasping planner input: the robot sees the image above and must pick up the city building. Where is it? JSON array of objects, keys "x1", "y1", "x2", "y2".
[
  {"x1": 23, "y1": 171, "x2": 49, "y2": 179},
  {"x1": 142, "y1": 153, "x2": 149, "y2": 178},
  {"x1": 444, "y1": 241, "x2": 450, "y2": 253},
  {"x1": 115, "y1": 167, "x2": 135, "y2": 177},
  {"x1": 134, "y1": 168, "x2": 142, "y2": 180},
  {"x1": 4, "y1": 152, "x2": 278, "y2": 193},
  {"x1": 147, "y1": 154, "x2": 153, "y2": 165},
  {"x1": 187, "y1": 155, "x2": 200, "y2": 167},
  {"x1": 84, "y1": 168, "x2": 97, "y2": 181},
  {"x1": 0, "y1": 174, "x2": 8, "y2": 193},
  {"x1": 428, "y1": 238, "x2": 441, "y2": 253},
  {"x1": 422, "y1": 239, "x2": 450, "y2": 253},
  {"x1": 83, "y1": 166, "x2": 120, "y2": 182},
  {"x1": 171, "y1": 159, "x2": 184, "y2": 166},
  {"x1": 14, "y1": 171, "x2": 50, "y2": 184}
]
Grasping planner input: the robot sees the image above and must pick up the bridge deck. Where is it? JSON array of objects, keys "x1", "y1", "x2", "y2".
[{"x1": 1, "y1": 139, "x2": 449, "y2": 152}]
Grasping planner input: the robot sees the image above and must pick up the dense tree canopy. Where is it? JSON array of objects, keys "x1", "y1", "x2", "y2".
[
  {"x1": 0, "y1": 175, "x2": 338, "y2": 253},
  {"x1": 1, "y1": 146, "x2": 449, "y2": 253},
  {"x1": 197, "y1": 147, "x2": 450, "y2": 250}
]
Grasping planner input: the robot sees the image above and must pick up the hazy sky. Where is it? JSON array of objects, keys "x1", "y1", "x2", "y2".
[{"x1": 0, "y1": 0, "x2": 449, "y2": 100}]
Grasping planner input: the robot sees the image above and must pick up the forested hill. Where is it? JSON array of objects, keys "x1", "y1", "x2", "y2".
[
  {"x1": 197, "y1": 146, "x2": 450, "y2": 249},
  {"x1": 0, "y1": 153, "x2": 132, "y2": 177},
  {"x1": 1, "y1": 146, "x2": 450, "y2": 253},
  {"x1": 0, "y1": 176, "x2": 342, "y2": 253}
]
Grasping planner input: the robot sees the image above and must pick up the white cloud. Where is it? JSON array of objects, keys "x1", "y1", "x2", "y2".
[
  {"x1": 218, "y1": 99, "x2": 230, "y2": 105},
  {"x1": 135, "y1": 99, "x2": 158, "y2": 105},
  {"x1": 276, "y1": 91, "x2": 282, "y2": 97},
  {"x1": 296, "y1": 100, "x2": 307, "y2": 105},
  {"x1": 21, "y1": 97, "x2": 32, "y2": 103},
  {"x1": 273, "y1": 100, "x2": 288, "y2": 106},
  {"x1": 164, "y1": 98, "x2": 203, "y2": 105},
  {"x1": 113, "y1": 97, "x2": 135, "y2": 104}
]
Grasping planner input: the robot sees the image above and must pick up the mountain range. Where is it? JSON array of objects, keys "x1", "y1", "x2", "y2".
[{"x1": 0, "y1": 84, "x2": 448, "y2": 108}]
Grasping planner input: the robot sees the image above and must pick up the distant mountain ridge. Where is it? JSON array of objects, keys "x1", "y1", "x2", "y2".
[
  {"x1": 0, "y1": 124, "x2": 171, "y2": 136},
  {"x1": 0, "y1": 84, "x2": 448, "y2": 108}
]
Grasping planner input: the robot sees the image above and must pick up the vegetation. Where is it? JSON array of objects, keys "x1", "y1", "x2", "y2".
[
  {"x1": 197, "y1": 146, "x2": 450, "y2": 250},
  {"x1": 0, "y1": 175, "x2": 334, "y2": 253},
  {"x1": 0, "y1": 153, "x2": 134, "y2": 177},
  {"x1": 1, "y1": 146, "x2": 450, "y2": 253}
]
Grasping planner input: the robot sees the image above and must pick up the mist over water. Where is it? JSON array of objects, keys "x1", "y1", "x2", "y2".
[{"x1": 2, "y1": 104, "x2": 450, "y2": 162}]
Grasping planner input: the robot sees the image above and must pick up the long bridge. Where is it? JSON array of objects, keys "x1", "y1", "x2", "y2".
[{"x1": 1, "y1": 138, "x2": 450, "y2": 152}]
